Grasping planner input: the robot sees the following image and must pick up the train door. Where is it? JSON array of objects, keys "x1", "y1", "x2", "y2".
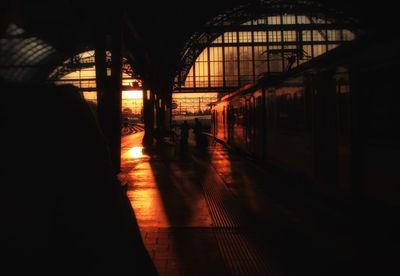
[
  {"x1": 249, "y1": 96, "x2": 256, "y2": 155},
  {"x1": 313, "y1": 70, "x2": 338, "y2": 195},
  {"x1": 212, "y1": 109, "x2": 216, "y2": 136},
  {"x1": 335, "y1": 67, "x2": 353, "y2": 197},
  {"x1": 245, "y1": 98, "x2": 252, "y2": 153},
  {"x1": 227, "y1": 105, "x2": 233, "y2": 143},
  {"x1": 222, "y1": 106, "x2": 226, "y2": 141},
  {"x1": 254, "y1": 91, "x2": 264, "y2": 160}
]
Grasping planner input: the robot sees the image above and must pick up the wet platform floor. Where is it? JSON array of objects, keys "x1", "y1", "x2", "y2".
[{"x1": 119, "y1": 132, "x2": 356, "y2": 276}]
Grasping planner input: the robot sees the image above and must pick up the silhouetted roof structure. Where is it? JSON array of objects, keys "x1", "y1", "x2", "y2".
[{"x1": 0, "y1": 0, "x2": 397, "y2": 89}]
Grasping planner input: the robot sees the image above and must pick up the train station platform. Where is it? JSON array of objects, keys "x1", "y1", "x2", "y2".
[{"x1": 119, "y1": 131, "x2": 397, "y2": 276}]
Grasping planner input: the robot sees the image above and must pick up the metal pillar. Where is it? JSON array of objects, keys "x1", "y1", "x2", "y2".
[
  {"x1": 109, "y1": 27, "x2": 123, "y2": 172},
  {"x1": 156, "y1": 93, "x2": 166, "y2": 129},
  {"x1": 95, "y1": 25, "x2": 122, "y2": 173},
  {"x1": 142, "y1": 87, "x2": 155, "y2": 147},
  {"x1": 165, "y1": 92, "x2": 172, "y2": 132}
]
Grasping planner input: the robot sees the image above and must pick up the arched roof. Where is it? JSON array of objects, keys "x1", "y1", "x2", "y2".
[
  {"x1": 0, "y1": 0, "x2": 397, "y2": 90},
  {"x1": 176, "y1": 0, "x2": 360, "y2": 88},
  {"x1": 0, "y1": 24, "x2": 57, "y2": 81}
]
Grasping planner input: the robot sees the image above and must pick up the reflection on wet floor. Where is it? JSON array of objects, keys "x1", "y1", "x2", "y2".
[
  {"x1": 120, "y1": 132, "x2": 225, "y2": 275},
  {"x1": 127, "y1": 146, "x2": 145, "y2": 159},
  {"x1": 119, "y1": 131, "x2": 356, "y2": 276},
  {"x1": 120, "y1": 132, "x2": 212, "y2": 229},
  {"x1": 119, "y1": 131, "x2": 278, "y2": 275}
]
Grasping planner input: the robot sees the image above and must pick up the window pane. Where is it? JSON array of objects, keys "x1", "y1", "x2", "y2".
[
  {"x1": 209, "y1": 47, "x2": 222, "y2": 61},
  {"x1": 224, "y1": 32, "x2": 237, "y2": 43},
  {"x1": 209, "y1": 47, "x2": 223, "y2": 86},
  {"x1": 212, "y1": 35, "x2": 223, "y2": 44},
  {"x1": 282, "y1": 15, "x2": 296, "y2": 24},
  {"x1": 312, "y1": 30, "x2": 325, "y2": 41},
  {"x1": 268, "y1": 31, "x2": 282, "y2": 42},
  {"x1": 238, "y1": 32, "x2": 252, "y2": 43},
  {"x1": 239, "y1": 46, "x2": 253, "y2": 84},
  {"x1": 269, "y1": 46, "x2": 283, "y2": 72},
  {"x1": 342, "y1": 30, "x2": 355, "y2": 41},
  {"x1": 253, "y1": 31, "x2": 267, "y2": 42},
  {"x1": 194, "y1": 50, "x2": 208, "y2": 87},
  {"x1": 302, "y1": 30, "x2": 312, "y2": 41},
  {"x1": 283, "y1": 31, "x2": 296, "y2": 42},
  {"x1": 268, "y1": 16, "x2": 281, "y2": 25},
  {"x1": 313, "y1": 44, "x2": 326, "y2": 57},
  {"x1": 327, "y1": 30, "x2": 341, "y2": 41},
  {"x1": 183, "y1": 67, "x2": 194, "y2": 87},
  {"x1": 224, "y1": 47, "x2": 238, "y2": 86},
  {"x1": 328, "y1": 44, "x2": 339, "y2": 51},
  {"x1": 297, "y1": 15, "x2": 311, "y2": 24},
  {"x1": 254, "y1": 46, "x2": 268, "y2": 77}
]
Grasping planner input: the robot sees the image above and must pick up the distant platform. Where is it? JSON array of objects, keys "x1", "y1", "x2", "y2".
[{"x1": 172, "y1": 114, "x2": 211, "y2": 121}]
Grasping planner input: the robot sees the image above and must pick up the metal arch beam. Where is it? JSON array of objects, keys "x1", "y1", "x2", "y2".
[
  {"x1": 173, "y1": 86, "x2": 238, "y2": 93},
  {"x1": 48, "y1": 53, "x2": 140, "y2": 82},
  {"x1": 199, "y1": 23, "x2": 357, "y2": 33}
]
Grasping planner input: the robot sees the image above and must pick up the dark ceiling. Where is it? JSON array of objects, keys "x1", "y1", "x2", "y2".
[{"x1": 1, "y1": 0, "x2": 398, "y2": 88}]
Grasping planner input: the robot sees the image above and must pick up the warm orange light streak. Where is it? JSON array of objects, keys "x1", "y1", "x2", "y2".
[
  {"x1": 121, "y1": 139, "x2": 171, "y2": 227},
  {"x1": 128, "y1": 146, "x2": 144, "y2": 159}
]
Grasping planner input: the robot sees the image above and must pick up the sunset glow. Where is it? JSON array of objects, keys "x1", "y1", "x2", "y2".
[{"x1": 123, "y1": 90, "x2": 143, "y2": 99}]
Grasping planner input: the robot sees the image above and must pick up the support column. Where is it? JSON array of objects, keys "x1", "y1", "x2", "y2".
[
  {"x1": 142, "y1": 87, "x2": 155, "y2": 147},
  {"x1": 109, "y1": 26, "x2": 123, "y2": 172},
  {"x1": 155, "y1": 90, "x2": 170, "y2": 142},
  {"x1": 156, "y1": 93, "x2": 166, "y2": 131},
  {"x1": 165, "y1": 92, "x2": 172, "y2": 133},
  {"x1": 95, "y1": 25, "x2": 122, "y2": 173}
]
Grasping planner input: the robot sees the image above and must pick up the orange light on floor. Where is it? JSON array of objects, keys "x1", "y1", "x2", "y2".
[{"x1": 128, "y1": 146, "x2": 144, "y2": 159}]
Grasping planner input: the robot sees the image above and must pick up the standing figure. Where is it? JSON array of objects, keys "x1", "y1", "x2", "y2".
[
  {"x1": 180, "y1": 120, "x2": 189, "y2": 150},
  {"x1": 193, "y1": 118, "x2": 205, "y2": 149}
]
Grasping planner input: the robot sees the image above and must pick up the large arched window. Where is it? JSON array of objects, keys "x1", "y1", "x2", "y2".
[
  {"x1": 51, "y1": 51, "x2": 143, "y2": 115},
  {"x1": 176, "y1": 13, "x2": 357, "y2": 93}
]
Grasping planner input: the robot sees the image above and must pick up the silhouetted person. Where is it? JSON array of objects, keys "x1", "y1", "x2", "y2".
[
  {"x1": 1, "y1": 82, "x2": 157, "y2": 275},
  {"x1": 180, "y1": 120, "x2": 189, "y2": 150},
  {"x1": 193, "y1": 118, "x2": 207, "y2": 149},
  {"x1": 154, "y1": 127, "x2": 166, "y2": 146}
]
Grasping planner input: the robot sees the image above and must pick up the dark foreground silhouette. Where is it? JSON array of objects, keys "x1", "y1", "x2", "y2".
[{"x1": 0, "y1": 82, "x2": 157, "y2": 275}]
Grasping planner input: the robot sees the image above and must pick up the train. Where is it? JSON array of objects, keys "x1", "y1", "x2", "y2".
[{"x1": 211, "y1": 35, "x2": 400, "y2": 204}]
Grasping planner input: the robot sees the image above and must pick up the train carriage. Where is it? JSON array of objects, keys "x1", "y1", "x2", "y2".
[{"x1": 211, "y1": 36, "x2": 400, "y2": 203}]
